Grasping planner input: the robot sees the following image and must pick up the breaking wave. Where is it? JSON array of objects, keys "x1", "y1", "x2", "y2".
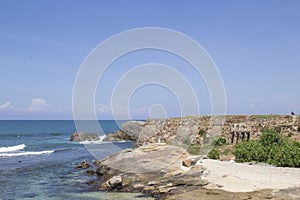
[
  {"x1": 0, "y1": 150, "x2": 54, "y2": 157},
  {"x1": 0, "y1": 144, "x2": 26, "y2": 153}
]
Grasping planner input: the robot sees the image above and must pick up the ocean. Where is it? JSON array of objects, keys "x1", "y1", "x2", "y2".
[{"x1": 0, "y1": 120, "x2": 152, "y2": 200}]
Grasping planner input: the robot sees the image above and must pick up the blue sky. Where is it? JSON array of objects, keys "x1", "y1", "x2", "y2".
[{"x1": 0, "y1": 0, "x2": 299, "y2": 119}]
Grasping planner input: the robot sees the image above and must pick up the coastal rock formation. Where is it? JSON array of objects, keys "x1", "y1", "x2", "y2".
[
  {"x1": 122, "y1": 121, "x2": 145, "y2": 140},
  {"x1": 70, "y1": 132, "x2": 100, "y2": 142},
  {"x1": 94, "y1": 143, "x2": 208, "y2": 197},
  {"x1": 84, "y1": 115, "x2": 300, "y2": 199},
  {"x1": 91, "y1": 142, "x2": 300, "y2": 199},
  {"x1": 106, "y1": 115, "x2": 299, "y2": 147},
  {"x1": 103, "y1": 130, "x2": 129, "y2": 142},
  {"x1": 103, "y1": 121, "x2": 145, "y2": 142},
  {"x1": 105, "y1": 176, "x2": 122, "y2": 190}
]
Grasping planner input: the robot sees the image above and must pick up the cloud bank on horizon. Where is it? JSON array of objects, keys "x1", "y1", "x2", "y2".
[{"x1": 0, "y1": 98, "x2": 51, "y2": 113}]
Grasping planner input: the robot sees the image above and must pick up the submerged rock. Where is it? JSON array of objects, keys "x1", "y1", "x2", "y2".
[
  {"x1": 70, "y1": 132, "x2": 99, "y2": 142},
  {"x1": 77, "y1": 160, "x2": 90, "y2": 169}
]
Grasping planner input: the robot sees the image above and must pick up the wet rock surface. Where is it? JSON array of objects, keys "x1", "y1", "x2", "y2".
[
  {"x1": 76, "y1": 160, "x2": 91, "y2": 169},
  {"x1": 70, "y1": 132, "x2": 100, "y2": 142}
]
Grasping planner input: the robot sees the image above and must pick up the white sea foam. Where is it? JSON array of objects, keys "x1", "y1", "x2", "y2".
[
  {"x1": 0, "y1": 150, "x2": 54, "y2": 157},
  {"x1": 79, "y1": 135, "x2": 107, "y2": 144},
  {"x1": 0, "y1": 144, "x2": 26, "y2": 153}
]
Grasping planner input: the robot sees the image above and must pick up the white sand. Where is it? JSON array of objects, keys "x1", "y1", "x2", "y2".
[{"x1": 201, "y1": 159, "x2": 300, "y2": 192}]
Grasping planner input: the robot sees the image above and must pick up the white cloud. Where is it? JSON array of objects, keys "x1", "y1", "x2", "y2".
[
  {"x1": 96, "y1": 104, "x2": 150, "y2": 118},
  {"x1": 27, "y1": 98, "x2": 51, "y2": 112},
  {"x1": 96, "y1": 104, "x2": 127, "y2": 117},
  {"x1": 0, "y1": 102, "x2": 15, "y2": 111},
  {"x1": 96, "y1": 104, "x2": 112, "y2": 113}
]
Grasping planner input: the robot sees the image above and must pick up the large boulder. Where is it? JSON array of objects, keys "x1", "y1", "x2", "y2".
[
  {"x1": 105, "y1": 176, "x2": 122, "y2": 190},
  {"x1": 70, "y1": 131, "x2": 100, "y2": 142},
  {"x1": 94, "y1": 143, "x2": 208, "y2": 195},
  {"x1": 103, "y1": 130, "x2": 131, "y2": 142},
  {"x1": 121, "y1": 121, "x2": 145, "y2": 140}
]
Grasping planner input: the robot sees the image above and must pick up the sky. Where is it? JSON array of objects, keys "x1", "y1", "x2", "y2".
[{"x1": 0, "y1": 0, "x2": 299, "y2": 119}]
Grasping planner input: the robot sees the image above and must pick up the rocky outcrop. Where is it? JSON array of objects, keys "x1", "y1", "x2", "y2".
[
  {"x1": 122, "y1": 121, "x2": 145, "y2": 140},
  {"x1": 105, "y1": 176, "x2": 122, "y2": 190},
  {"x1": 82, "y1": 138, "x2": 300, "y2": 199},
  {"x1": 106, "y1": 115, "x2": 299, "y2": 147},
  {"x1": 103, "y1": 121, "x2": 145, "y2": 142},
  {"x1": 93, "y1": 143, "x2": 208, "y2": 197},
  {"x1": 70, "y1": 132, "x2": 100, "y2": 142},
  {"x1": 103, "y1": 130, "x2": 130, "y2": 142}
]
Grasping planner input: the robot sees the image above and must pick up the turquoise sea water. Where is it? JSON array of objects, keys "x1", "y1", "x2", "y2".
[{"x1": 0, "y1": 120, "x2": 151, "y2": 200}]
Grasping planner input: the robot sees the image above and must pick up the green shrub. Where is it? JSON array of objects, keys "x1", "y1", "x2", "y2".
[
  {"x1": 233, "y1": 129, "x2": 300, "y2": 167},
  {"x1": 260, "y1": 129, "x2": 281, "y2": 146},
  {"x1": 233, "y1": 140, "x2": 267, "y2": 163},
  {"x1": 208, "y1": 148, "x2": 220, "y2": 159},
  {"x1": 213, "y1": 137, "x2": 227, "y2": 146}
]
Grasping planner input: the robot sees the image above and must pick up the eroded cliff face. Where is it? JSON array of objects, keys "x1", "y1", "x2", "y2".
[{"x1": 115, "y1": 115, "x2": 299, "y2": 146}]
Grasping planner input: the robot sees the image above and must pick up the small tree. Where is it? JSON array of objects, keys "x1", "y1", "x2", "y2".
[{"x1": 208, "y1": 148, "x2": 220, "y2": 159}]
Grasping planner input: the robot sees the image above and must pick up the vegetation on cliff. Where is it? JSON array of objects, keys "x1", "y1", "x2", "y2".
[
  {"x1": 207, "y1": 148, "x2": 220, "y2": 159},
  {"x1": 233, "y1": 129, "x2": 300, "y2": 167}
]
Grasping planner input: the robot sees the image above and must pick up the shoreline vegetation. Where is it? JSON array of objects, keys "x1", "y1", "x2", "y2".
[{"x1": 74, "y1": 115, "x2": 300, "y2": 199}]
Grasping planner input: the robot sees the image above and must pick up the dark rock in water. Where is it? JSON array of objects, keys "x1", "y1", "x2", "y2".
[
  {"x1": 87, "y1": 180, "x2": 96, "y2": 185},
  {"x1": 86, "y1": 169, "x2": 95, "y2": 175},
  {"x1": 96, "y1": 166, "x2": 110, "y2": 176},
  {"x1": 103, "y1": 130, "x2": 129, "y2": 142},
  {"x1": 77, "y1": 160, "x2": 90, "y2": 169},
  {"x1": 95, "y1": 160, "x2": 112, "y2": 176},
  {"x1": 70, "y1": 131, "x2": 99, "y2": 142},
  {"x1": 23, "y1": 193, "x2": 37, "y2": 198}
]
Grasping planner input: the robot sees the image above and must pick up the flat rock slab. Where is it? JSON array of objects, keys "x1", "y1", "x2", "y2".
[{"x1": 103, "y1": 143, "x2": 189, "y2": 174}]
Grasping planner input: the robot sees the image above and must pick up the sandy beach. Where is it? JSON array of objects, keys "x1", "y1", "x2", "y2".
[{"x1": 201, "y1": 159, "x2": 300, "y2": 192}]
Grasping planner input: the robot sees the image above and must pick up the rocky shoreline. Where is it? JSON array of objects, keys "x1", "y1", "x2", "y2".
[
  {"x1": 73, "y1": 115, "x2": 300, "y2": 199},
  {"x1": 76, "y1": 143, "x2": 300, "y2": 199}
]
